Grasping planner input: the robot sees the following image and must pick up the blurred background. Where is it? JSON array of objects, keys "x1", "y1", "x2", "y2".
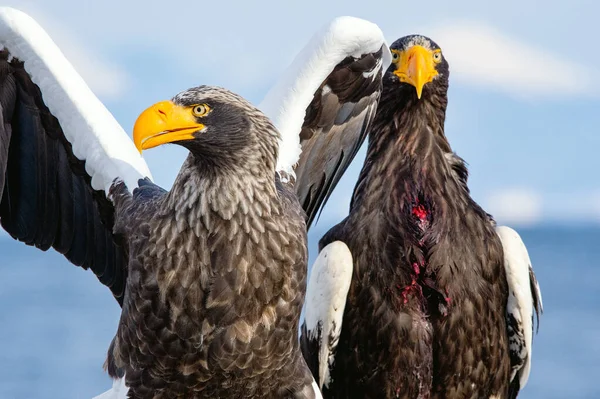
[{"x1": 0, "y1": 0, "x2": 598, "y2": 398}]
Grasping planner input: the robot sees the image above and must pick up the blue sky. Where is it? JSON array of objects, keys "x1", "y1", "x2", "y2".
[{"x1": 3, "y1": 0, "x2": 600, "y2": 229}]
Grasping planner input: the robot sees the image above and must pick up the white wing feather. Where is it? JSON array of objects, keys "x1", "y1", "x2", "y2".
[
  {"x1": 92, "y1": 376, "x2": 128, "y2": 399},
  {"x1": 496, "y1": 225, "x2": 543, "y2": 389},
  {"x1": 0, "y1": 9, "x2": 143, "y2": 397},
  {"x1": 312, "y1": 378, "x2": 324, "y2": 399},
  {"x1": 0, "y1": 7, "x2": 151, "y2": 195},
  {"x1": 304, "y1": 241, "x2": 353, "y2": 389},
  {"x1": 259, "y1": 16, "x2": 390, "y2": 178}
]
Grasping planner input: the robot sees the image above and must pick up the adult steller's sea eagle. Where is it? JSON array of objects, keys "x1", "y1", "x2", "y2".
[
  {"x1": 300, "y1": 35, "x2": 543, "y2": 399},
  {"x1": 112, "y1": 85, "x2": 317, "y2": 398},
  {"x1": 0, "y1": 7, "x2": 391, "y2": 398}
]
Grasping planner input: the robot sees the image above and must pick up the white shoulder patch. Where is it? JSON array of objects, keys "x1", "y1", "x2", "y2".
[
  {"x1": 304, "y1": 240, "x2": 353, "y2": 389},
  {"x1": 0, "y1": 7, "x2": 151, "y2": 195},
  {"x1": 496, "y1": 225, "x2": 542, "y2": 389},
  {"x1": 311, "y1": 378, "x2": 324, "y2": 399},
  {"x1": 259, "y1": 16, "x2": 390, "y2": 177},
  {"x1": 92, "y1": 377, "x2": 128, "y2": 399}
]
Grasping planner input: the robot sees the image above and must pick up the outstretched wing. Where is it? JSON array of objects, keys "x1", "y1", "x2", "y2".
[
  {"x1": 0, "y1": 7, "x2": 152, "y2": 304},
  {"x1": 260, "y1": 17, "x2": 391, "y2": 228},
  {"x1": 496, "y1": 226, "x2": 543, "y2": 399},
  {"x1": 300, "y1": 240, "x2": 353, "y2": 390}
]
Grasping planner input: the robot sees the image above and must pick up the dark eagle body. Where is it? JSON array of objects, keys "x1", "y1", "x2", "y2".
[
  {"x1": 301, "y1": 36, "x2": 523, "y2": 399},
  {"x1": 319, "y1": 78, "x2": 509, "y2": 398},
  {"x1": 108, "y1": 173, "x2": 313, "y2": 397},
  {"x1": 0, "y1": 62, "x2": 316, "y2": 396},
  {"x1": 104, "y1": 88, "x2": 316, "y2": 398}
]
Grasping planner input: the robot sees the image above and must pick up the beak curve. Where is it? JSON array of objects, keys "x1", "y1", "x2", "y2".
[
  {"x1": 393, "y1": 45, "x2": 438, "y2": 99},
  {"x1": 133, "y1": 101, "x2": 204, "y2": 153}
]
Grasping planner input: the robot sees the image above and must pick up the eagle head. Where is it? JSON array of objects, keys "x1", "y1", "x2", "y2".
[
  {"x1": 386, "y1": 35, "x2": 450, "y2": 100},
  {"x1": 133, "y1": 85, "x2": 279, "y2": 171}
]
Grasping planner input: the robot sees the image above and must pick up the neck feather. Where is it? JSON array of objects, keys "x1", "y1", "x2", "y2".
[
  {"x1": 350, "y1": 83, "x2": 460, "y2": 215},
  {"x1": 165, "y1": 151, "x2": 279, "y2": 230}
]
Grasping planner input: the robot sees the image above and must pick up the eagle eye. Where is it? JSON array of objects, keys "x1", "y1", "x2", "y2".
[{"x1": 192, "y1": 104, "x2": 210, "y2": 117}]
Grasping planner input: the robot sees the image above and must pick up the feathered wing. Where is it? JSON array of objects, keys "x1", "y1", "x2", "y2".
[
  {"x1": 300, "y1": 241, "x2": 353, "y2": 390},
  {"x1": 92, "y1": 375, "x2": 128, "y2": 399},
  {"x1": 496, "y1": 226, "x2": 543, "y2": 398},
  {"x1": 259, "y1": 16, "x2": 391, "y2": 228},
  {"x1": 0, "y1": 7, "x2": 152, "y2": 304}
]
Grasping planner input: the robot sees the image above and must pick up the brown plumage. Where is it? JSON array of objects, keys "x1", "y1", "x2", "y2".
[
  {"x1": 301, "y1": 35, "x2": 517, "y2": 398},
  {"x1": 99, "y1": 86, "x2": 318, "y2": 398}
]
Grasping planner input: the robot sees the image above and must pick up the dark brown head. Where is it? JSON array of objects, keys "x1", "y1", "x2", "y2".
[
  {"x1": 133, "y1": 85, "x2": 280, "y2": 173},
  {"x1": 384, "y1": 35, "x2": 449, "y2": 102}
]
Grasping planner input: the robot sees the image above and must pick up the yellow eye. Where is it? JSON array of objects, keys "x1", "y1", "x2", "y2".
[
  {"x1": 392, "y1": 51, "x2": 400, "y2": 63},
  {"x1": 192, "y1": 104, "x2": 210, "y2": 117},
  {"x1": 433, "y1": 51, "x2": 442, "y2": 63}
]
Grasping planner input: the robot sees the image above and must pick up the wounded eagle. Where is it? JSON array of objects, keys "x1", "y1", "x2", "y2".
[{"x1": 301, "y1": 35, "x2": 543, "y2": 399}]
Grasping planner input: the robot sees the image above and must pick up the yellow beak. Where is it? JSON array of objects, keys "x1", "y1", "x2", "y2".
[
  {"x1": 393, "y1": 45, "x2": 438, "y2": 99},
  {"x1": 133, "y1": 101, "x2": 204, "y2": 153}
]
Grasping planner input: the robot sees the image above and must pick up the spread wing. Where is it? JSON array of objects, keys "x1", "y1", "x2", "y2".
[
  {"x1": 0, "y1": 7, "x2": 152, "y2": 305},
  {"x1": 496, "y1": 226, "x2": 543, "y2": 399},
  {"x1": 259, "y1": 17, "x2": 391, "y2": 228},
  {"x1": 300, "y1": 241, "x2": 353, "y2": 390}
]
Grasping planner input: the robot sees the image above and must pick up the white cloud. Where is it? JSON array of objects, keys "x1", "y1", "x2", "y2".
[
  {"x1": 485, "y1": 188, "x2": 543, "y2": 226},
  {"x1": 545, "y1": 190, "x2": 600, "y2": 223},
  {"x1": 430, "y1": 22, "x2": 600, "y2": 99}
]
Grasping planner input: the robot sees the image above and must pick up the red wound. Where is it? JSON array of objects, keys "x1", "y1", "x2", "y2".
[
  {"x1": 412, "y1": 204, "x2": 428, "y2": 220},
  {"x1": 412, "y1": 262, "x2": 420, "y2": 275}
]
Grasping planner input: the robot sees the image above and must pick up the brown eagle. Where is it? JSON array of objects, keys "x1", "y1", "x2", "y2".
[{"x1": 300, "y1": 35, "x2": 543, "y2": 399}]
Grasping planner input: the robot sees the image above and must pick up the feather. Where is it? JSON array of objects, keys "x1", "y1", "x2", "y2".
[
  {"x1": 496, "y1": 225, "x2": 543, "y2": 395},
  {"x1": 0, "y1": 7, "x2": 151, "y2": 194},
  {"x1": 259, "y1": 17, "x2": 390, "y2": 228},
  {"x1": 0, "y1": 6, "x2": 153, "y2": 303},
  {"x1": 92, "y1": 376, "x2": 129, "y2": 399},
  {"x1": 301, "y1": 241, "x2": 353, "y2": 389}
]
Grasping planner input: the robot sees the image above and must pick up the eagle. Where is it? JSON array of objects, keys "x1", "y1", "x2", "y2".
[
  {"x1": 300, "y1": 35, "x2": 543, "y2": 399},
  {"x1": 0, "y1": 7, "x2": 391, "y2": 398}
]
